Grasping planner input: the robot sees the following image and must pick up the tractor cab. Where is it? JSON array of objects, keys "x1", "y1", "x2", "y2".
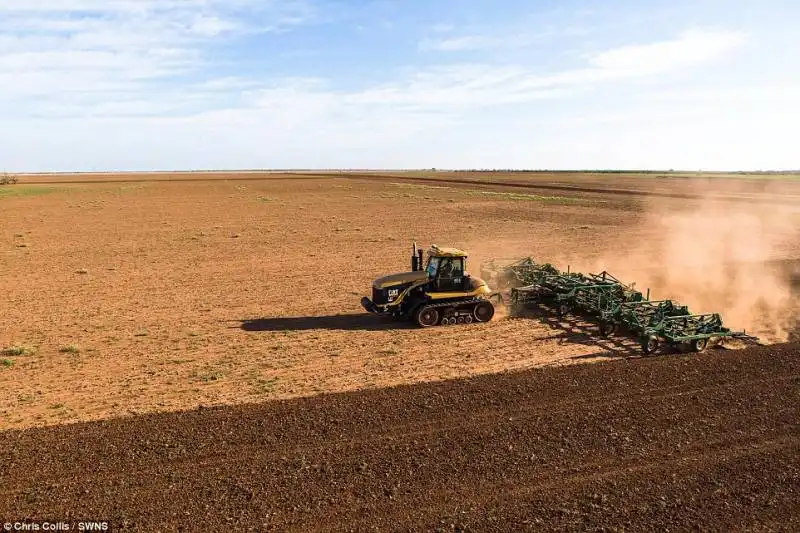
[{"x1": 423, "y1": 245, "x2": 468, "y2": 292}]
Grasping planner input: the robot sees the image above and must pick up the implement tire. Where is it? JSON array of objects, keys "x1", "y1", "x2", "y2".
[
  {"x1": 599, "y1": 321, "x2": 617, "y2": 337},
  {"x1": 642, "y1": 335, "x2": 660, "y2": 355},
  {"x1": 691, "y1": 338, "x2": 708, "y2": 352}
]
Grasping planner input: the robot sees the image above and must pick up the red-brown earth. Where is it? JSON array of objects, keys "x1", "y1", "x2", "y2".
[
  {"x1": 1, "y1": 171, "x2": 798, "y2": 429},
  {"x1": 1, "y1": 342, "x2": 797, "y2": 531}
]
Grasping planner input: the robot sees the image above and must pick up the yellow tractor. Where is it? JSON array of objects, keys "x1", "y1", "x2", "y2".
[{"x1": 360, "y1": 243, "x2": 496, "y2": 327}]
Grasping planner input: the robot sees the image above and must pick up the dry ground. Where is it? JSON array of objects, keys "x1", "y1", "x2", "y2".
[
  {"x1": 2, "y1": 171, "x2": 799, "y2": 429},
  {"x1": 1, "y1": 342, "x2": 797, "y2": 532}
]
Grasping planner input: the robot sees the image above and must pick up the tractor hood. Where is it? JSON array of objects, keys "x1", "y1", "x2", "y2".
[{"x1": 373, "y1": 271, "x2": 428, "y2": 289}]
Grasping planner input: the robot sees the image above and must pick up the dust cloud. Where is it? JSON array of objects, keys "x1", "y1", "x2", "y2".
[
  {"x1": 468, "y1": 182, "x2": 800, "y2": 343},
  {"x1": 592, "y1": 197, "x2": 799, "y2": 343}
]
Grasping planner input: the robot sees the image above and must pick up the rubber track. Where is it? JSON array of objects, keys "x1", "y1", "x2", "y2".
[
  {"x1": 416, "y1": 298, "x2": 490, "y2": 325},
  {"x1": 418, "y1": 297, "x2": 487, "y2": 311}
]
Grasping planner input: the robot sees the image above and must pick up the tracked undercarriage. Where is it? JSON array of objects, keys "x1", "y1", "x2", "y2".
[{"x1": 410, "y1": 298, "x2": 495, "y2": 327}]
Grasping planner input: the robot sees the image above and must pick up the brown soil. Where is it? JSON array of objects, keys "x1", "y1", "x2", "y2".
[
  {"x1": 1, "y1": 172, "x2": 799, "y2": 430},
  {"x1": 1, "y1": 342, "x2": 797, "y2": 532}
]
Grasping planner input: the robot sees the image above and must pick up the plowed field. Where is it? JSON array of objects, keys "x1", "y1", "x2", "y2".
[
  {"x1": 1, "y1": 342, "x2": 797, "y2": 531},
  {"x1": 2, "y1": 171, "x2": 799, "y2": 429}
]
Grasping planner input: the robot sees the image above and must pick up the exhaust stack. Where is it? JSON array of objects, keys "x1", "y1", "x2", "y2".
[{"x1": 412, "y1": 242, "x2": 419, "y2": 271}]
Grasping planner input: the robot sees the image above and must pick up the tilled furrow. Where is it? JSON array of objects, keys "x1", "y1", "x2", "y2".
[{"x1": 0, "y1": 343, "x2": 797, "y2": 532}]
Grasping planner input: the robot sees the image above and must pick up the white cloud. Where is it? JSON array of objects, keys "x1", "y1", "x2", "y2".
[
  {"x1": 7, "y1": 94, "x2": 798, "y2": 172},
  {"x1": 590, "y1": 29, "x2": 746, "y2": 73},
  {"x1": 396, "y1": 29, "x2": 749, "y2": 110},
  {"x1": 0, "y1": 0, "x2": 749, "y2": 115},
  {"x1": 421, "y1": 28, "x2": 746, "y2": 81},
  {"x1": 643, "y1": 85, "x2": 800, "y2": 103},
  {"x1": 248, "y1": 27, "x2": 749, "y2": 116},
  {"x1": 197, "y1": 77, "x2": 263, "y2": 91},
  {"x1": 0, "y1": 1, "x2": 320, "y2": 117},
  {"x1": 513, "y1": 29, "x2": 747, "y2": 90},
  {"x1": 188, "y1": 15, "x2": 243, "y2": 37},
  {"x1": 419, "y1": 33, "x2": 542, "y2": 51},
  {"x1": 342, "y1": 65, "x2": 576, "y2": 108},
  {"x1": 0, "y1": 2, "x2": 785, "y2": 173},
  {"x1": 420, "y1": 35, "x2": 485, "y2": 51}
]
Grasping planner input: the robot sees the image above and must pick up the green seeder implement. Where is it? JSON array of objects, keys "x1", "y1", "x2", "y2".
[
  {"x1": 510, "y1": 269, "x2": 644, "y2": 317},
  {"x1": 640, "y1": 313, "x2": 757, "y2": 354},
  {"x1": 491, "y1": 258, "x2": 760, "y2": 355},
  {"x1": 481, "y1": 257, "x2": 559, "y2": 288},
  {"x1": 598, "y1": 299, "x2": 690, "y2": 338}
]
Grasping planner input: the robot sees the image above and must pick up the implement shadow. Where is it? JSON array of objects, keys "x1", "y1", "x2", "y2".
[
  {"x1": 510, "y1": 305, "x2": 643, "y2": 358},
  {"x1": 239, "y1": 314, "x2": 415, "y2": 332}
]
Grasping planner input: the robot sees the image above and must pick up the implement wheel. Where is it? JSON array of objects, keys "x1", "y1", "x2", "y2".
[
  {"x1": 599, "y1": 321, "x2": 617, "y2": 337},
  {"x1": 473, "y1": 301, "x2": 495, "y2": 323},
  {"x1": 415, "y1": 306, "x2": 440, "y2": 328},
  {"x1": 642, "y1": 335, "x2": 660, "y2": 355},
  {"x1": 691, "y1": 338, "x2": 708, "y2": 352}
]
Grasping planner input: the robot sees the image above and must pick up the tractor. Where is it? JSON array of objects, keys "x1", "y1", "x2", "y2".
[{"x1": 360, "y1": 243, "x2": 496, "y2": 327}]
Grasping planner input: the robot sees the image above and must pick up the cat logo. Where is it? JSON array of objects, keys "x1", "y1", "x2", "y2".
[{"x1": 388, "y1": 288, "x2": 400, "y2": 301}]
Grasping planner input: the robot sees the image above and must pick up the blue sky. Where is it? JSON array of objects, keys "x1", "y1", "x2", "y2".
[{"x1": 0, "y1": 0, "x2": 798, "y2": 171}]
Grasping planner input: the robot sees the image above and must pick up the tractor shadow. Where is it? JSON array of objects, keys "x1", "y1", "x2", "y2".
[
  {"x1": 508, "y1": 304, "x2": 643, "y2": 358},
  {"x1": 239, "y1": 313, "x2": 415, "y2": 332}
]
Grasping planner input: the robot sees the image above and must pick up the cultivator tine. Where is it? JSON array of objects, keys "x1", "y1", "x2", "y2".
[
  {"x1": 732, "y1": 332, "x2": 764, "y2": 344},
  {"x1": 481, "y1": 255, "x2": 761, "y2": 354}
]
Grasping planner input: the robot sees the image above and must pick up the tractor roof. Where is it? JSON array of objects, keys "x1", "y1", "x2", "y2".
[{"x1": 428, "y1": 244, "x2": 467, "y2": 258}]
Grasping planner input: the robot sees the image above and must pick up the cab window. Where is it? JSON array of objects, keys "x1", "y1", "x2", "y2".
[
  {"x1": 452, "y1": 258, "x2": 464, "y2": 277},
  {"x1": 438, "y1": 257, "x2": 464, "y2": 277},
  {"x1": 426, "y1": 257, "x2": 439, "y2": 277}
]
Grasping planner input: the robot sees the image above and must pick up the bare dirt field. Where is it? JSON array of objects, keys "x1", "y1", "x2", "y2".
[
  {"x1": 2, "y1": 171, "x2": 799, "y2": 430},
  {"x1": 1, "y1": 342, "x2": 797, "y2": 532}
]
